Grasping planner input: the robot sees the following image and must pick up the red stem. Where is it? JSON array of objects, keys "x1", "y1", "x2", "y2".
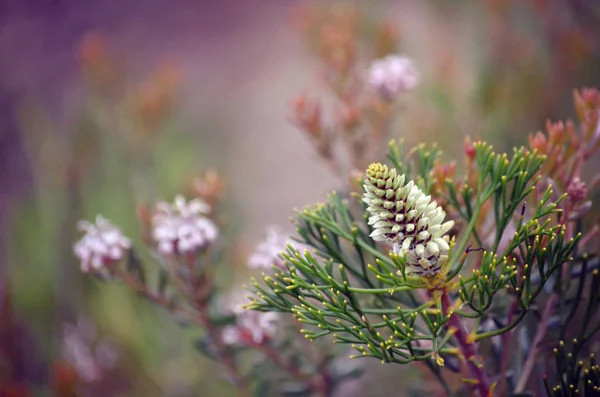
[
  {"x1": 496, "y1": 300, "x2": 517, "y2": 396},
  {"x1": 182, "y1": 255, "x2": 251, "y2": 396},
  {"x1": 257, "y1": 344, "x2": 328, "y2": 397},
  {"x1": 195, "y1": 297, "x2": 251, "y2": 395},
  {"x1": 116, "y1": 263, "x2": 251, "y2": 397},
  {"x1": 514, "y1": 294, "x2": 556, "y2": 393},
  {"x1": 117, "y1": 269, "x2": 200, "y2": 325},
  {"x1": 440, "y1": 290, "x2": 492, "y2": 397}
]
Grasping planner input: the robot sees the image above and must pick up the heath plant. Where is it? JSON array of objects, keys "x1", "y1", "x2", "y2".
[
  {"x1": 75, "y1": 64, "x2": 600, "y2": 397},
  {"x1": 71, "y1": 6, "x2": 600, "y2": 397},
  {"x1": 247, "y1": 82, "x2": 600, "y2": 396},
  {"x1": 73, "y1": 175, "x2": 362, "y2": 396}
]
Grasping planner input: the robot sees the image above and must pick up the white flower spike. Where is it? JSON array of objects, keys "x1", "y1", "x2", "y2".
[{"x1": 363, "y1": 163, "x2": 454, "y2": 276}]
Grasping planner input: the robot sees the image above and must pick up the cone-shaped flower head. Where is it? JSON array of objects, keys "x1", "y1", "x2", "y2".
[
  {"x1": 73, "y1": 215, "x2": 131, "y2": 273},
  {"x1": 363, "y1": 163, "x2": 454, "y2": 276},
  {"x1": 152, "y1": 195, "x2": 218, "y2": 255}
]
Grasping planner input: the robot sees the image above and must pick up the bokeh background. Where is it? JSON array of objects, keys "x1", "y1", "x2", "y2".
[{"x1": 1, "y1": 0, "x2": 599, "y2": 395}]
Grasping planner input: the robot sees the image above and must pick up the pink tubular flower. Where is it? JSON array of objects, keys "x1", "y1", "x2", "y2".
[
  {"x1": 221, "y1": 294, "x2": 278, "y2": 346},
  {"x1": 367, "y1": 54, "x2": 419, "y2": 100},
  {"x1": 73, "y1": 216, "x2": 131, "y2": 273},
  {"x1": 152, "y1": 195, "x2": 218, "y2": 255},
  {"x1": 247, "y1": 227, "x2": 303, "y2": 271}
]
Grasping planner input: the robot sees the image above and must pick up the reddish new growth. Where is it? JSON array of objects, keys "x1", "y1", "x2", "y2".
[
  {"x1": 290, "y1": 4, "x2": 419, "y2": 180},
  {"x1": 529, "y1": 88, "x2": 600, "y2": 184}
]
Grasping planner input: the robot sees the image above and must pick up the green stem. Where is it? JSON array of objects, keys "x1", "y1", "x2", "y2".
[
  {"x1": 472, "y1": 310, "x2": 527, "y2": 341},
  {"x1": 257, "y1": 343, "x2": 329, "y2": 397},
  {"x1": 315, "y1": 216, "x2": 395, "y2": 268},
  {"x1": 347, "y1": 286, "x2": 411, "y2": 294},
  {"x1": 447, "y1": 202, "x2": 484, "y2": 280}
]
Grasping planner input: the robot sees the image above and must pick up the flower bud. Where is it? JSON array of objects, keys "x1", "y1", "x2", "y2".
[
  {"x1": 292, "y1": 94, "x2": 322, "y2": 138},
  {"x1": 337, "y1": 103, "x2": 361, "y2": 131},
  {"x1": 567, "y1": 177, "x2": 588, "y2": 204},
  {"x1": 528, "y1": 131, "x2": 548, "y2": 153},
  {"x1": 192, "y1": 168, "x2": 224, "y2": 206},
  {"x1": 464, "y1": 136, "x2": 477, "y2": 160}
]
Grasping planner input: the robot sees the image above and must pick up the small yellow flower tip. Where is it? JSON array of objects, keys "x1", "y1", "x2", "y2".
[
  {"x1": 488, "y1": 382, "x2": 498, "y2": 397},
  {"x1": 431, "y1": 351, "x2": 445, "y2": 367},
  {"x1": 466, "y1": 333, "x2": 477, "y2": 344}
]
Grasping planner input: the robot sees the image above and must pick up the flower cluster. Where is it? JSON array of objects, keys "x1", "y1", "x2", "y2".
[
  {"x1": 367, "y1": 55, "x2": 419, "y2": 100},
  {"x1": 362, "y1": 163, "x2": 454, "y2": 276},
  {"x1": 152, "y1": 195, "x2": 218, "y2": 255},
  {"x1": 61, "y1": 317, "x2": 118, "y2": 383},
  {"x1": 248, "y1": 227, "x2": 302, "y2": 271},
  {"x1": 222, "y1": 295, "x2": 278, "y2": 346},
  {"x1": 73, "y1": 216, "x2": 131, "y2": 273}
]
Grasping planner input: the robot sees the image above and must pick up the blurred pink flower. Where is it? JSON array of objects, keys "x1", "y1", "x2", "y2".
[
  {"x1": 367, "y1": 54, "x2": 419, "y2": 99},
  {"x1": 152, "y1": 195, "x2": 218, "y2": 255},
  {"x1": 248, "y1": 227, "x2": 303, "y2": 270},
  {"x1": 61, "y1": 317, "x2": 118, "y2": 383},
  {"x1": 73, "y1": 216, "x2": 130, "y2": 273},
  {"x1": 221, "y1": 294, "x2": 279, "y2": 346}
]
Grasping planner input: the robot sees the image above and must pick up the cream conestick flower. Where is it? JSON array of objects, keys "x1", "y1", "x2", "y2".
[
  {"x1": 362, "y1": 163, "x2": 454, "y2": 276},
  {"x1": 73, "y1": 216, "x2": 131, "y2": 273},
  {"x1": 152, "y1": 195, "x2": 218, "y2": 255},
  {"x1": 367, "y1": 55, "x2": 419, "y2": 100}
]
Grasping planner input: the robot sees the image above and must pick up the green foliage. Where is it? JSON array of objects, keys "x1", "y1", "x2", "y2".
[
  {"x1": 541, "y1": 255, "x2": 600, "y2": 396},
  {"x1": 247, "y1": 140, "x2": 580, "y2": 370},
  {"x1": 546, "y1": 342, "x2": 600, "y2": 397},
  {"x1": 387, "y1": 140, "x2": 441, "y2": 193},
  {"x1": 456, "y1": 190, "x2": 578, "y2": 321}
]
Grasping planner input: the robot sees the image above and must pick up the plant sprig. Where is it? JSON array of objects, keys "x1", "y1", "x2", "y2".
[{"x1": 246, "y1": 139, "x2": 583, "y2": 397}]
